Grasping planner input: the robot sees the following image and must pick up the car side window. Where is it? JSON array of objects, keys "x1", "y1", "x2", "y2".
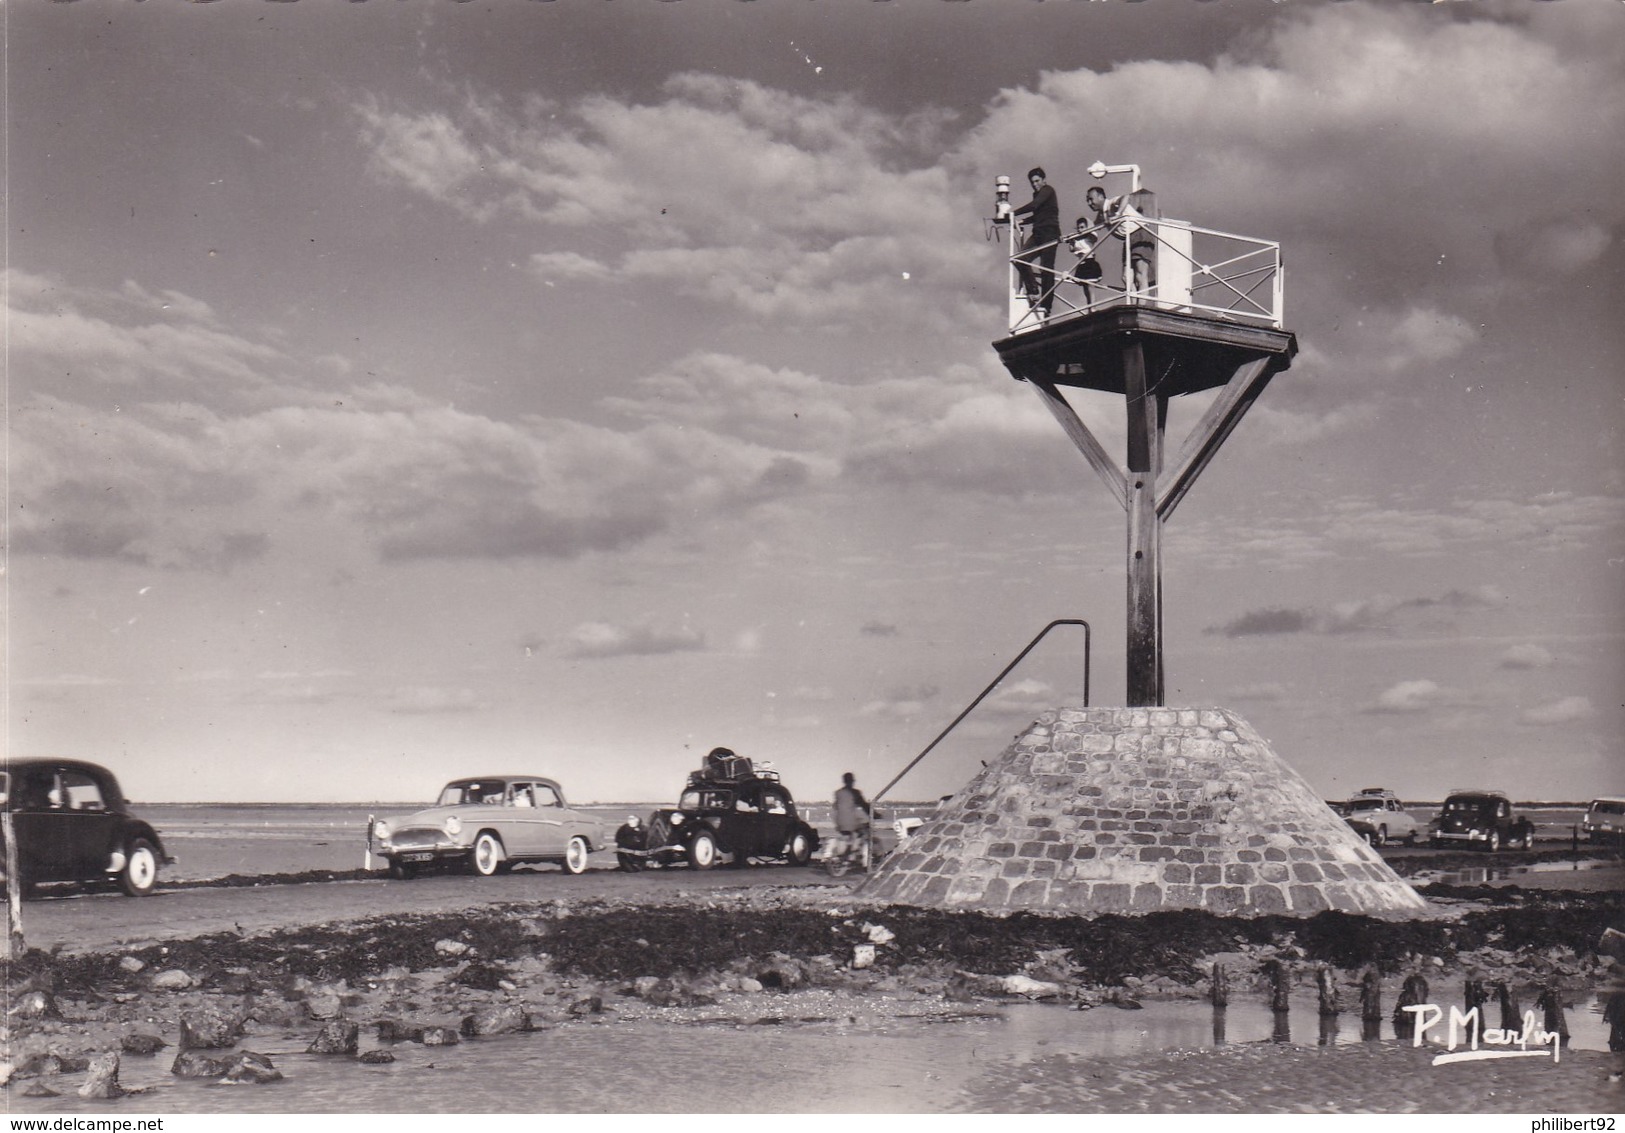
[
  {"x1": 534, "y1": 784, "x2": 562, "y2": 809},
  {"x1": 61, "y1": 772, "x2": 106, "y2": 812},
  {"x1": 510, "y1": 784, "x2": 534, "y2": 808}
]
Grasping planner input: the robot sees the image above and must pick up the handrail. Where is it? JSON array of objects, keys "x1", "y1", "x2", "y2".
[
  {"x1": 871, "y1": 619, "x2": 1091, "y2": 808},
  {"x1": 1000, "y1": 214, "x2": 1283, "y2": 334}
]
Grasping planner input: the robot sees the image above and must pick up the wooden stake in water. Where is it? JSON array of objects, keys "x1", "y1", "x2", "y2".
[
  {"x1": 1316, "y1": 965, "x2": 1341, "y2": 1017},
  {"x1": 1360, "y1": 967, "x2": 1383, "y2": 1022},
  {"x1": 1210, "y1": 961, "x2": 1229, "y2": 1008},
  {"x1": 1267, "y1": 958, "x2": 1291, "y2": 1013},
  {"x1": 3, "y1": 810, "x2": 23, "y2": 960}
]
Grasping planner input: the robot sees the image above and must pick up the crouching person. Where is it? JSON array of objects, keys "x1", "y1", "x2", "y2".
[{"x1": 616, "y1": 814, "x2": 648, "y2": 872}]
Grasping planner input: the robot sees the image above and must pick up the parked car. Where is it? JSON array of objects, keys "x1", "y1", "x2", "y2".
[
  {"x1": 1429, "y1": 790, "x2": 1535, "y2": 852},
  {"x1": 367, "y1": 776, "x2": 605, "y2": 879},
  {"x1": 642, "y1": 760, "x2": 819, "y2": 870},
  {"x1": 1340, "y1": 788, "x2": 1422, "y2": 847},
  {"x1": 1581, "y1": 797, "x2": 1625, "y2": 845},
  {"x1": 0, "y1": 758, "x2": 171, "y2": 896}
]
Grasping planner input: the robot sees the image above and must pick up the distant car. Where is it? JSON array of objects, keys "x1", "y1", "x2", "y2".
[
  {"x1": 643, "y1": 761, "x2": 818, "y2": 870},
  {"x1": 367, "y1": 776, "x2": 605, "y2": 879},
  {"x1": 1581, "y1": 797, "x2": 1625, "y2": 844},
  {"x1": 0, "y1": 758, "x2": 171, "y2": 896},
  {"x1": 1429, "y1": 790, "x2": 1534, "y2": 852},
  {"x1": 1340, "y1": 789, "x2": 1421, "y2": 847}
]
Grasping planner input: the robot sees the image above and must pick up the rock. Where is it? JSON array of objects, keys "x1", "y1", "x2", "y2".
[
  {"x1": 461, "y1": 1006, "x2": 532, "y2": 1037},
  {"x1": 307, "y1": 1020, "x2": 360, "y2": 1055},
  {"x1": 1000, "y1": 975, "x2": 1065, "y2": 999},
  {"x1": 221, "y1": 1051, "x2": 282, "y2": 1084},
  {"x1": 0, "y1": 1062, "x2": 12, "y2": 1088},
  {"x1": 20, "y1": 1082, "x2": 60, "y2": 1098},
  {"x1": 77, "y1": 1053, "x2": 125, "y2": 1100},
  {"x1": 567, "y1": 995, "x2": 603, "y2": 1016},
  {"x1": 216, "y1": 970, "x2": 257, "y2": 996},
  {"x1": 419, "y1": 1026, "x2": 460, "y2": 1046},
  {"x1": 121, "y1": 1033, "x2": 167, "y2": 1056},
  {"x1": 738, "y1": 977, "x2": 764, "y2": 993},
  {"x1": 376, "y1": 1019, "x2": 426, "y2": 1043},
  {"x1": 305, "y1": 990, "x2": 344, "y2": 1021},
  {"x1": 632, "y1": 975, "x2": 661, "y2": 998},
  {"x1": 434, "y1": 939, "x2": 470, "y2": 957},
  {"x1": 7, "y1": 989, "x2": 62, "y2": 1019},
  {"x1": 852, "y1": 944, "x2": 877, "y2": 970},
  {"x1": 151, "y1": 970, "x2": 195, "y2": 991},
  {"x1": 358, "y1": 1050, "x2": 395, "y2": 1065},
  {"x1": 863, "y1": 923, "x2": 896, "y2": 945},
  {"x1": 15, "y1": 1053, "x2": 89, "y2": 1077},
  {"x1": 1599, "y1": 928, "x2": 1625, "y2": 964},
  {"x1": 171, "y1": 1050, "x2": 233, "y2": 1079},
  {"x1": 179, "y1": 1003, "x2": 243, "y2": 1049},
  {"x1": 118, "y1": 956, "x2": 146, "y2": 974}
]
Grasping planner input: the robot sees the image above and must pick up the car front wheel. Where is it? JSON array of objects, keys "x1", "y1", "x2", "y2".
[
  {"x1": 786, "y1": 830, "x2": 812, "y2": 866},
  {"x1": 688, "y1": 829, "x2": 719, "y2": 870},
  {"x1": 1486, "y1": 831, "x2": 1501, "y2": 853},
  {"x1": 1372, "y1": 826, "x2": 1387, "y2": 848},
  {"x1": 388, "y1": 859, "x2": 419, "y2": 880},
  {"x1": 563, "y1": 836, "x2": 590, "y2": 875},
  {"x1": 471, "y1": 832, "x2": 504, "y2": 877},
  {"x1": 119, "y1": 838, "x2": 159, "y2": 897}
]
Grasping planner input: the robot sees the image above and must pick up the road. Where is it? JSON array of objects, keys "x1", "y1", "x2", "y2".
[{"x1": 9, "y1": 862, "x2": 839, "y2": 956}]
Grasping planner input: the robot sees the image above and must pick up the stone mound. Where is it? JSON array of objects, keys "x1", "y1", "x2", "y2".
[{"x1": 860, "y1": 706, "x2": 1427, "y2": 917}]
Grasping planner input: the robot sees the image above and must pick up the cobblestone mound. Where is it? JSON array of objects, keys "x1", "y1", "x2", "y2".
[{"x1": 860, "y1": 706, "x2": 1428, "y2": 917}]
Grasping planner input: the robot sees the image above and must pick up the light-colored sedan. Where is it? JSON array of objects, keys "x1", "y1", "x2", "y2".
[
  {"x1": 1342, "y1": 791, "x2": 1422, "y2": 847},
  {"x1": 367, "y1": 776, "x2": 605, "y2": 879}
]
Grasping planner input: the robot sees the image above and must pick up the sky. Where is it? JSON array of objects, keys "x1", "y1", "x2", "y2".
[{"x1": 6, "y1": 1, "x2": 1622, "y2": 807}]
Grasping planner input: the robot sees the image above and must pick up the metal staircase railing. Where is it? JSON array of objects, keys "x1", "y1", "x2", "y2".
[{"x1": 871, "y1": 618, "x2": 1092, "y2": 811}]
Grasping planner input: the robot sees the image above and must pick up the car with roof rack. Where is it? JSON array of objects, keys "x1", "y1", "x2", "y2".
[
  {"x1": 637, "y1": 754, "x2": 819, "y2": 870},
  {"x1": 1428, "y1": 788, "x2": 1534, "y2": 852},
  {"x1": 1339, "y1": 788, "x2": 1422, "y2": 847}
]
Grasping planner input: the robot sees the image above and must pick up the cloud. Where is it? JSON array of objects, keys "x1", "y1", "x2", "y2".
[
  {"x1": 860, "y1": 622, "x2": 898, "y2": 637},
  {"x1": 1519, "y1": 696, "x2": 1595, "y2": 726},
  {"x1": 1228, "y1": 683, "x2": 1288, "y2": 702},
  {"x1": 859, "y1": 684, "x2": 940, "y2": 719},
  {"x1": 1206, "y1": 587, "x2": 1501, "y2": 638},
  {"x1": 565, "y1": 621, "x2": 705, "y2": 659},
  {"x1": 1367, "y1": 680, "x2": 1445, "y2": 715},
  {"x1": 385, "y1": 686, "x2": 489, "y2": 715},
  {"x1": 1499, "y1": 643, "x2": 1555, "y2": 670}
]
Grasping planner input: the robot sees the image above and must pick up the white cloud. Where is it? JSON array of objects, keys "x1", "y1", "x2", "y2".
[
  {"x1": 1499, "y1": 643, "x2": 1555, "y2": 670},
  {"x1": 1370, "y1": 679, "x2": 1443, "y2": 714},
  {"x1": 1519, "y1": 696, "x2": 1595, "y2": 726},
  {"x1": 565, "y1": 621, "x2": 705, "y2": 659}
]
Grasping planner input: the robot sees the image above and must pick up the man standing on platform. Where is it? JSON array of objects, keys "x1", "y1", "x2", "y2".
[{"x1": 1012, "y1": 167, "x2": 1060, "y2": 318}]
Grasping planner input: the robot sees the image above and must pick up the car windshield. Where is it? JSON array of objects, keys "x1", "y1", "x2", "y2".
[
  {"x1": 1443, "y1": 798, "x2": 1497, "y2": 814},
  {"x1": 437, "y1": 781, "x2": 506, "y2": 806},
  {"x1": 1348, "y1": 800, "x2": 1384, "y2": 812}
]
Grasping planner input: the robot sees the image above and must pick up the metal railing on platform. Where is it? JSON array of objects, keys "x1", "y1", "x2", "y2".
[{"x1": 999, "y1": 216, "x2": 1283, "y2": 336}]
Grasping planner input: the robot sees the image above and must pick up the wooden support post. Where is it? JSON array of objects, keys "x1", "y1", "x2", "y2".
[
  {"x1": 3, "y1": 810, "x2": 23, "y2": 960},
  {"x1": 1123, "y1": 338, "x2": 1163, "y2": 706}
]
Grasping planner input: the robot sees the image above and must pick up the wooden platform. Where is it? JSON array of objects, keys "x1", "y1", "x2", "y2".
[{"x1": 992, "y1": 306, "x2": 1298, "y2": 398}]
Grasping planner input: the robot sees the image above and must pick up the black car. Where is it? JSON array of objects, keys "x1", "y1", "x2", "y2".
[
  {"x1": 641, "y1": 761, "x2": 818, "y2": 870},
  {"x1": 1429, "y1": 790, "x2": 1534, "y2": 852},
  {"x1": 1, "y1": 759, "x2": 171, "y2": 896}
]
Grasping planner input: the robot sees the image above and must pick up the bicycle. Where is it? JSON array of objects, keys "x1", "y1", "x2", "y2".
[{"x1": 822, "y1": 828, "x2": 871, "y2": 877}]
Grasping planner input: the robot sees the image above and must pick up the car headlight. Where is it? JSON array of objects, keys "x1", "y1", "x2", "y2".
[
  {"x1": 373, "y1": 820, "x2": 392, "y2": 841},
  {"x1": 444, "y1": 816, "x2": 463, "y2": 837},
  {"x1": 670, "y1": 813, "x2": 684, "y2": 825}
]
